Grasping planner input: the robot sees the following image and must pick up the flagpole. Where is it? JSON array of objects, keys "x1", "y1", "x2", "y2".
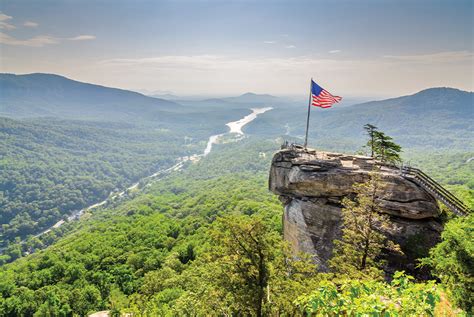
[{"x1": 303, "y1": 78, "x2": 312, "y2": 149}]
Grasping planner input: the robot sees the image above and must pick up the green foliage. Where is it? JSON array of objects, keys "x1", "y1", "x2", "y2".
[
  {"x1": 373, "y1": 130, "x2": 402, "y2": 163},
  {"x1": 329, "y1": 172, "x2": 401, "y2": 278},
  {"x1": 175, "y1": 214, "x2": 320, "y2": 317},
  {"x1": 295, "y1": 271, "x2": 440, "y2": 316},
  {"x1": 209, "y1": 215, "x2": 276, "y2": 316},
  {"x1": 0, "y1": 117, "x2": 199, "y2": 248},
  {"x1": 422, "y1": 214, "x2": 474, "y2": 313},
  {"x1": 0, "y1": 167, "x2": 285, "y2": 315},
  {"x1": 0, "y1": 98, "x2": 252, "y2": 248},
  {"x1": 364, "y1": 123, "x2": 378, "y2": 157},
  {"x1": 0, "y1": 135, "x2": 470, "y2": 315},
  {"x1": 363, "y1": 123, "x2": 402, "y2": 163},
  {"x1": 404, "y1": 151, "x2": 474, "y2": 210}
]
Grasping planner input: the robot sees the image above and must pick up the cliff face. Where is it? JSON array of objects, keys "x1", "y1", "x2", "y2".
[{"x1": 269, "y1": 148, "x2": 442, "y2": 276}]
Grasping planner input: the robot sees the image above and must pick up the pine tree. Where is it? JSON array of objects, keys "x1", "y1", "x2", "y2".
[
  {"x1": 176, "y1": 214, "x2": 320, "y2": 316},
  {"x1": 329, "y1": 172, "x2": 402, "y2": 278},
  {"x1": 364, "y1": 124, "x2": 378, "y2": 157},
  {"x1": 363, "y1": 124, "x2": 402, "y2": 163},
  {"x1": 373, "y1": 131, "x2": 402, "y2": 163}
]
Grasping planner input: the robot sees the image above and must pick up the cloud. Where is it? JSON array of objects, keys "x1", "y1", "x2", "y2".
[
  {"x1": 383, "y1": 51, "x2": 473, "y2": 63},
  {"x1": 68, "y1": 35, "x2": 96, "y2": 41},
  {"x1": 24, "y1": 21, "x2": 39, "y2": 27},
  {"x1": 285, "y1": 45, "x2": 296, "y2": 49},
  {"x1": 263, "y1": 41, "x2": 276, "y2": 44},
  {"x1": 0, "y1": 22, "x2": 15, "y2": 30},
  {"x1": 0, "y1": 12, "x2": 15, "y2": 30},
  {"x1": 0, "y1": 32, "x2": 96, "y2": 47},
  {"x1": 329, "y1": 50, "x2": 341, "y2": 54},
  {"x1": 0, "y1": 12, "x2": 95, "y2": 46},
  {"x1": 96, "y1": 52, "x2": 473, "y2": 96},
  {"x1": 0, "y1": 32, "x2": 58, "y2": 47},
  {"x1": 0, "y1": 13, "x2": 12, "y2": 21}
]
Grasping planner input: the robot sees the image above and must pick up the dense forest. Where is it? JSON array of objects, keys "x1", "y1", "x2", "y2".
[
  {"x1": 0, "y1": 138, "x2": 472, "y2": 316},
  {"x1": 1, "y1": 75, "x2": 472, "y2": 248},
  {"x1": 0, "y1": 117, "x2": 200, "y2": 246},
  {"x1": 0, "y1": 74, "x2": 472, "y2": 315},
  {"x1": 0, "y1": 96, "x2": 255, "y2": 246}
]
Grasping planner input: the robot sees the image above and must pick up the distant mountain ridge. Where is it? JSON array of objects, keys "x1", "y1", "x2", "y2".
[
  {"x1": 244, "y1": 86, "x2": 473, "y2": 151},
  {"x1": 224, "y1": 92, "x2": 280, "y2": 103},
  {"x1": 351, "y1": 87, "x2": 472, "y2": 113},
  {"x1": 0, "y1": 73, "x2": 182, "y2": 121},
  {"x1": 194, "y1": 92, "x2": 281, "y2": 105},
  {"x1": 1, "y1": 73, "x2": 472, "y2": 149}
]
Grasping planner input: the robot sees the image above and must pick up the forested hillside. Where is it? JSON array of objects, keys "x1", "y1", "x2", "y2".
[
  {"x1": 0, "y1": 74, "x2": 255, "y2": 245},
  {"x1": 0, "y1": 138, "x2": 470, "y2": 315},
  {"x1": 1, "y1": 75, "x2": 472, "y2": 252},
  {"x1": 248, "y1": 87, "x2": 473, "y2": 152},
  {"x1": 0, "y1": 73, "x2": 179, "y2": 120},
  {"x1": 406, "y1": 151, "x2": 474, "y2": 209},
  {"x1": 0, "y1": 74, "x2": 472, "y2": 315},
  {"x1": 0, "y1": 117, "x2": 199, "y2": 247},
  {"x1": 1, "y1": 0, "x2": 472, "y2": 314}
]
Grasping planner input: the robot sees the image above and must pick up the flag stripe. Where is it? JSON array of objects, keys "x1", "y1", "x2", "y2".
[{"x1": 311, "y1": 85, "x2": 342, "y2": 108}]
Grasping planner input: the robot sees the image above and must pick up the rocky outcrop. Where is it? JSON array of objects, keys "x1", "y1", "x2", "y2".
[{"x1": 269, "y1": 147, "x2": 442, "y2": 276}]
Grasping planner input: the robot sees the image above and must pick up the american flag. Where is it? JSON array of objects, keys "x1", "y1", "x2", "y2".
[{"x1": 311, "y1": 79, "x2": 342, "y2": 108}]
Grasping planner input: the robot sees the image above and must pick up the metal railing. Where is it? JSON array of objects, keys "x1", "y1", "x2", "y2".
[
  {"x1": 401, "y1": 166, "x2": 470, "y2": 216},
  {"x1": 279, "y1": 142, "x2": 471, "y2": 216}
]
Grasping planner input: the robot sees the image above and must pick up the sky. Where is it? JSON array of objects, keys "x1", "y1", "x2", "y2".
[{"x1": 0, "y1": 0, "x2": 473, "y2": 97}]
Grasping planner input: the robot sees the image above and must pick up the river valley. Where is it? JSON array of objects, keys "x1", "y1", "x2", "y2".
[{"x1": 29, "y1": 107, "x2": 273, "y2": 241}]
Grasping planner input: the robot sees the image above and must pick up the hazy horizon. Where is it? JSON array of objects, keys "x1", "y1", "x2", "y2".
[{"x1": 1, "y1": 0, "x2": 473, "y2": 98}]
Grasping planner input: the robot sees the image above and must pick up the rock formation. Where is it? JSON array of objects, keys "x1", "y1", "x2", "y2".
[{"x1": 269, "y1": 147, "x2": 442, "y2": 277}]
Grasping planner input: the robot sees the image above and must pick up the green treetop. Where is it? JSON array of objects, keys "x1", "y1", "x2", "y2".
[
  {"x1": 364, "y1": 124, "x2": 402, "y2": 164},
  {"x1": 364, "y1": 123, "x2": 378, "y2": 157},
  {"x1": 329, "y1": 171, "x2": 402, "y2": 279}
]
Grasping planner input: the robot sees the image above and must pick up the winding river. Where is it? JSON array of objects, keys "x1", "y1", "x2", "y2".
[
  {"x1": 203, "y1": 107, "x2": 272, "y2": 155},
  {"x1": 31, "y1": 107, "x2": 273, "y2": 239}
]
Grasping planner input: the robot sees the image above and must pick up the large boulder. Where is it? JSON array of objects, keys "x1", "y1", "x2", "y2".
[{"x1": 269, "y1": 148, "x2": 442, "y2": 276}]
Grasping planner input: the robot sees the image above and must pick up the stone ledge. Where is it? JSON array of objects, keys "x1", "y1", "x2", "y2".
[{"x1": 269, "y1": 148, "x2": 442, "y2": 277}]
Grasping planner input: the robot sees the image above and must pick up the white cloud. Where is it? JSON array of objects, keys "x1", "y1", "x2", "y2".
[
  {"x1": 24, "y1": 21, "x2": 39, "y2": 27},
  {"x1": 329, "y1": 50, "x2": 341, "y2": 54},
  {"x1": 383, "y1": 51, "x2": 473, "y2": 63},
  {"x1": 0, "y1": 12, "x2": 15, "y2": 30},
  {"x1": 0, "y1": 32, "x2": 96, "y2": 47},
  {"x1": 0, "y1": 11, "x2": 95, "y2": 46},
  {"x1": 285, "y1": 45, "x2": 296, "y2": 49},
  {"x1": 0, "y1": 22, "x2": 15, "y2": 30},
  {"x1": 263, "y1": 41, "x2": 276, "y2": 44},
  {"x1": 68, "y1": 35, "x2": 96, "y2": 41},
  {"x1": 0, "y1": 12, "x2": 13, "y2": 22},
  {"x1": 96, "y1": 52, "x2": 473, "y2": 96},
  {"x1": 0, "y1": 32, "x2": 58, "y2": 47}
]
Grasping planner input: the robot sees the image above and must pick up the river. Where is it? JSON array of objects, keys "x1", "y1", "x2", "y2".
[{"x1": 30, "y1": 107, "x2": 273, "y2": 240}]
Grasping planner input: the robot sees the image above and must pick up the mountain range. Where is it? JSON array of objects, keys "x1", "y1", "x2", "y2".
[
  {"x1": 0, "y1": 72, "x2": 472, "y2": 267},
  {"x1": 0, "y1": 73, "x2": 181, "y2": 121},
  {"x1": 1, "y1": 73, "x2": 472, "y2": 152}
]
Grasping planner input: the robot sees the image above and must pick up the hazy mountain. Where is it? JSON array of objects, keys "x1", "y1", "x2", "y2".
[
  {"x1": 1, "y1": 73, "x2": 471, "y2": 151},
  {"x1": 186, "y1": 92, "x2": 277, "y2": 105},
  {"x1": 246, "y1": 87, "x2": 473, "y2": 151},
  {"x1": 149, "y1": 93, "x2": 181, "y2": 100},
  {"x1": 351, "y1": 87, "x2": 472, "y2": 114},
  {"x1": 0, "y1": 73, "x2": 183, "y2": 121},
  {"x1": 222, "y1": 92, "x2": 281, "y2": 104}
]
